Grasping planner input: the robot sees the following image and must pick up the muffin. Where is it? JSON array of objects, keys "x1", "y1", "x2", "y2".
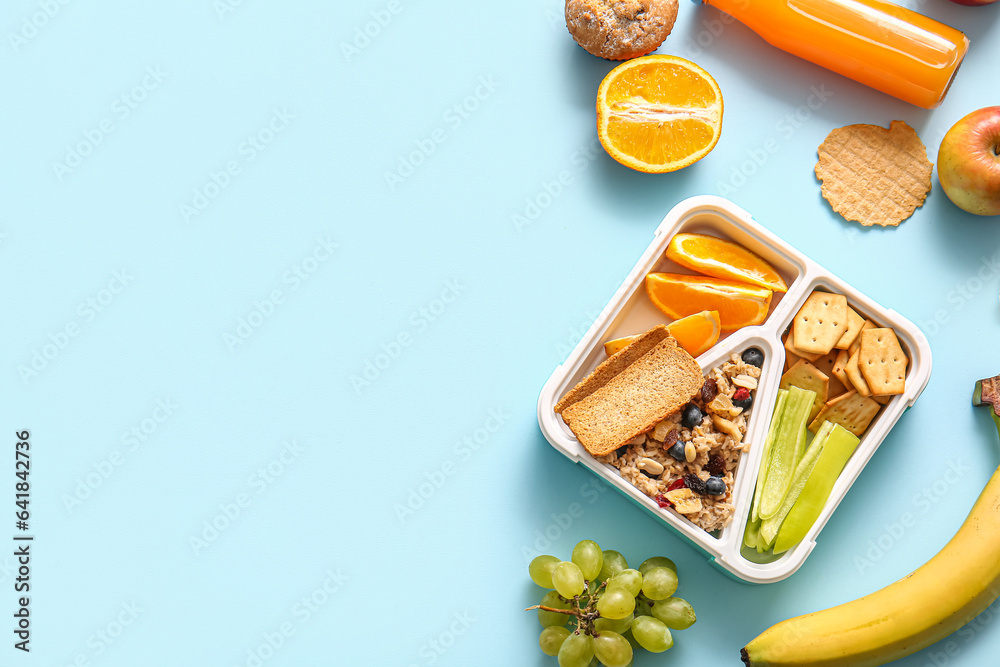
[{"x1": 566, "y1": 0, "x2": 679, "y2": 60}]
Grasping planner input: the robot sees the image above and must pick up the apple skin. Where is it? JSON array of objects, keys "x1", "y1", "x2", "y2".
[{"x1": 937, "y1": 106, "x2": 1000, "y2": 216}]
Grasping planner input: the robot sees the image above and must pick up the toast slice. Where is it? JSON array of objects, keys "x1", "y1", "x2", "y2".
[{"x1": 555, "y1": 325, "x2": 703, "y2": 456}]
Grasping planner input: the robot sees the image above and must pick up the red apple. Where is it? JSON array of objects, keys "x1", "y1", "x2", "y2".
[{"x1": 937, "y1": 106, "x2": 1000, "y2": 216}]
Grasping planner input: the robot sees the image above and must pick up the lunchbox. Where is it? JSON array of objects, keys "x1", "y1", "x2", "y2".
[{"x1": 536, "y1": 195, "x2": 932, "y2": 584}]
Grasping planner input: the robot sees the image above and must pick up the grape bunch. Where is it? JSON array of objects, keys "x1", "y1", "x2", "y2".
[{"x1": 527, "y1": 540, "x2": 697, "y2": 667}]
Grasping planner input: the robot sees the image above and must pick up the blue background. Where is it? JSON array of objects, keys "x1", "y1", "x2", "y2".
[{"x1": 1, "y1": 0, "x2": 999, "y2": 665}]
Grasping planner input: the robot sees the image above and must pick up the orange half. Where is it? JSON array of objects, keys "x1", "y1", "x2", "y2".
[
  {"x1": 597, "y1": 55, "x2": 724, "y2": 173},
  {"x1": 666, "y1": 233, "x2": 788, "y2": 292},
  {"x1": 646, "y1": 273, "x2": 772, "y2": 332}
]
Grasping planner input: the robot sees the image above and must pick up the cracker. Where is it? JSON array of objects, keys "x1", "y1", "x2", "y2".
[
  {"x1": 556, "y1": 325, "x2": 704, "y2": 456},
  {"x1": 813, "y1": 349, "x2": 849, "y2": 398},
  {"x1": 834, "y1": 307, "x2": 865, "y2": 350},
  {"x1": 780, "y1": 360, "x2": 829, "y2": 422},
  {"x1": 808, "y1": 390, "x2": 881, "y2": 437},
  {"x1": 784, "y1": 328, "x2": 820, "y2": 362},
  {"x1": 859, "y1": 327, "x2": 908, "y2": 396},
  {"x1": 844, "y1": 348, "x2": 872, "y2": 397},
  {"x1": 849, "y1": 320, "x2": 878, "y2": 356},
  {"x1": 831, "y1": 349, "x2": 851, "y2": 391},
  {"x1": 815, "y1": 120, "x2": 933, "y2": 227},
  {"x1": 793, "y1": 292, "x2": 848, "y2": 354}
]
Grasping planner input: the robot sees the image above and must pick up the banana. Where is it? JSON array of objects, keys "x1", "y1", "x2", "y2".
[{"x1": 741, "y1": 374, "x2": 1000, "y2": 667}]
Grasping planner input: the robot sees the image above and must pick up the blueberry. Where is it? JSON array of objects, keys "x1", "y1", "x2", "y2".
[
  {"x1": 741, "y1": 348, "x2": 765, "y2": 368},
  {"x1": 681, "y1": 404, "x2": 703, "y2": 429},
  {"x1": 733, "y1": 388, "x2": 753, "y2": 410},
  {"x1": 667, "y1": 440, "x2": 686, "y2": 461},
  {"x1": 704, "y1": 477, "x2": 727, "y2": 496}
]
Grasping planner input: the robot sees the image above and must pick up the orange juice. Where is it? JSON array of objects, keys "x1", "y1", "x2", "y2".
[{"x1": 699, "y1": 0, "x2": 969, "y2": 108}]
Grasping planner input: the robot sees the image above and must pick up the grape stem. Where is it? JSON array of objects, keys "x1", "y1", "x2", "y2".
[
  {"x1": 525, "y1": 580, "x2": 608, "y2": 636},
  {"x1": 524, "y1": 605, "x2": 578, "y2": 615}
]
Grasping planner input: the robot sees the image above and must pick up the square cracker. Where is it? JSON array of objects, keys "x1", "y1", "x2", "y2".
[
  {"x1": 845, "y1": 348, "x2": 872, "y2": 397},
  {"x1": 849, "y1": 320, "x2": 878, "y2": 356},
  {"x1": 784, "y1": 328, "x2": 820, "y2": 362},
  {"x1": 834, "y1": 307, "x2": 865, "y2": 350},
  {"x1": 793, "y1": 292, "x2": 848, "y2": 354},
  {"x1": 831, "y1": 349, "x2": 851, "y2": 392},
  {"x1": 859, "y1": 328, "x2": 908, "y2": 396},
  {"x1": 808, "y1": 390, "x2": 881, "y2": 436},
  {"x1": 813, "y1": 349, "x2": 849, "y2": 398},
  {"x1": 780, "y1": 360, "x2": 829, "y2": 422}
]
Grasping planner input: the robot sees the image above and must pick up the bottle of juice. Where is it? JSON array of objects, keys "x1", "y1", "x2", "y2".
[{"x1": 696, "y1": 0, "x2": 969, "y2": 109}]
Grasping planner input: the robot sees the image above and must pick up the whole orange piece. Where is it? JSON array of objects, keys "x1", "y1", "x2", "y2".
[{"x1": 597, "y1": 55, "x2": 724, "y2": 173}]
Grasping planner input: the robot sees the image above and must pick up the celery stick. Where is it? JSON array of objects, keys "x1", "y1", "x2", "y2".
[
  {"x1": 751, "y1": 389, "x2": 789, "y2": 523},
  {"x1": 759, "y1": 386, "x2": 816, "y2": 520},
  {"x1": 773, "y1": 423, "x2": 861, "y2": 554},
  {"x1": 759, "y1": 421, "x2": 833, "y2": 546},
  {"x1": 743, "y1": 516, "x2": 761, "y2": 550}
]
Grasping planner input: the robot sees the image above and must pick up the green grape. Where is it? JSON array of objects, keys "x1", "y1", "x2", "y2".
[
  {"x1": 641, "y1": 566, "x2": 678, "y2": 600},
  {"x1": 594, "y1": 613, "x2": 633, "y2": 635},
  {"x1": 538, "y1": 591, "x2": 572, "y2": 627},
  {"x1": 572, "y1": 540, "x2": 604, "y2": 581},
  {"x1": 558, "y1": 632, "x2": 594, "y2": 667},
  {"x1": 553, "y1": 561, "x2": 586, "y2": 598},
  {"x1": 606, "y1": 569, "x2": 642, "y2": 597},
  {"x1": 596, "y1": 587, "x2": 635, "y2": 620},
  {"x1": 529, "y1": 555, "x2": 561, "y2": 588},
  {"x1": 593, "y1": 631, "x2": 632, "y2": 667},
  {"x1": 631, "y1": 615, "x2": 674, "y2": 653},
  {"x1": 652, "y1": 597, "x2": 697, "y2": 630},
  {"x1": 638, "y1": 556, "x2": 677, "y2": 576},
  {"x1": 540, "y1": 626, "x2": 572, "y2": 656},
  {"x1": 597, "y1": 550, "x2": 628, "y2": 582}
]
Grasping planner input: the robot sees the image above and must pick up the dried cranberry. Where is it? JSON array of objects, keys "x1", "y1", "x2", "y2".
[
  {"x1": 700, "y1": 378, "x2": 719, "y2": 403},
  {"x1": 654, "y1": 494, "x2": 672, "y2": 508},
  {"x1": 733, "y1": 387, "x2": 753, "y2": 410},
  {"x1": 706, "y1": 454, "x2": 726, "y2": 476},
  {"x1": 684, "y1": 473, "x2": 708, "y2": 495},
  {"x1": 667, "y1": 478, "x2": 686, "y2": 492}
]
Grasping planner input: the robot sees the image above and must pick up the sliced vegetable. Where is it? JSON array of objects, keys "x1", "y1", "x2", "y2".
[
  {"x1": 759, "y1": 421, "x2": 832, "y2": 546},
  {"x1": 751, "y1": 389, "x2": 788, "y2": 523},
  {"x1": 759, "y1": 386, "x2": 816, "y2": 519},
  {"x1": 773, "y1": 423, "x2": 861, "y2": 554}
]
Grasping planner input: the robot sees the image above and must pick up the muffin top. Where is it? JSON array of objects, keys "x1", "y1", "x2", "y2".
[{"x1": 566, "y1": 0, "x2": 679, "y2": 60}]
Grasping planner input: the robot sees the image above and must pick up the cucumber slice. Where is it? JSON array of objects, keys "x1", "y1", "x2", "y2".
[{"x1": 759, "y1": 386, "x2": 816, "y2": 520}]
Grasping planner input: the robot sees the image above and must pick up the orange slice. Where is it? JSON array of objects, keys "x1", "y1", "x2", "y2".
[
  {"x1": 646, "y1": 273, "x2": 772, "y2": 331},
  {"x1": 666, "y1": 233, "x2": 788, "y2": 292},
  {"x1": 603, "y1": 311, "x2": 721, "y2": 359},
  {"x1": 666, "y1": 310, "x2": 722, "y2": 357},
  {"x1": 597, "y1": 55, "x2": 724, "y2": 173}
]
